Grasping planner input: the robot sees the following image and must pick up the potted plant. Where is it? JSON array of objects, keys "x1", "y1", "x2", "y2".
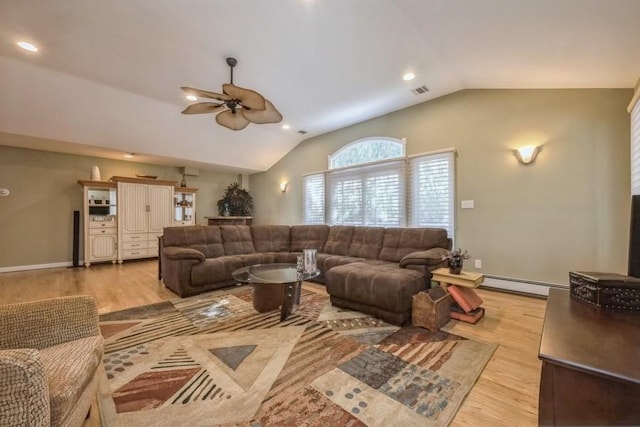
[
  {"x1": 217, "y1": 182, "x2": 254, "y2": 217},
  {"x1": 442, "y1": 248, "x2": 470, "y2": 274}
]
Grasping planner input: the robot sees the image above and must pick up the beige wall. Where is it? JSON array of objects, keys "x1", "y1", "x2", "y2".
[
  {"x1": 0, "y1": 138, "x2": 239, "y2": 268},
  {"x1": 250, "y1": 89, "x2": 632, "y2": 285}
]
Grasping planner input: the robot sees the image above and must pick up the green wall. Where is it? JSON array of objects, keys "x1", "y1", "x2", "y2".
[
  {"x1": 249, "y1": 89, "x2": 632, "y2": 285},
  {"x1": 0, "y1": 138, "x2": 239, "y2": 269}
]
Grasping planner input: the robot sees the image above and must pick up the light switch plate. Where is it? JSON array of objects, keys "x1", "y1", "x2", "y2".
[{"x1": 461, "y1": 200, "x2": 474, "y2": 209}]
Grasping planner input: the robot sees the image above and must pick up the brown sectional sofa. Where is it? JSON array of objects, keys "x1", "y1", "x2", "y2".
[{"x1": 160, "y1": 224, "x2": 451, "y2": 325}]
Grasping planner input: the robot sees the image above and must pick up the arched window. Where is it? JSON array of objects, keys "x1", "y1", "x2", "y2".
[
  {"x1": 303, "y1": 136, "x2": 456, "y2": 240},
  {"x1": 329, "y1": 137, "x2": 405, "y2": 169}
]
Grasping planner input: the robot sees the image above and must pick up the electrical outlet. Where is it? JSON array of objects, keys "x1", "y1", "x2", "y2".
[{"x1": 474, "y1": 259, "x2": 482, "y2": 269}]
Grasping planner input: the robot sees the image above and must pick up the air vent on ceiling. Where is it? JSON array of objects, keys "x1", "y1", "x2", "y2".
[
  {"x1": 411, "y1": 85, "x2": 429, "y2": 95},
  {"x1": 298, "y1": 130, "x2": 308, "y2": 135}
]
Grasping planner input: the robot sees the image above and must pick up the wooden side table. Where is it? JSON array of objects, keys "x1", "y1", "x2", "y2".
[
  {"x1": 431, "y1": 268, "x2": 484, "y2": 288},
  {"x1": 431, "y1": 268, "x2": 485, "y2": 323}
]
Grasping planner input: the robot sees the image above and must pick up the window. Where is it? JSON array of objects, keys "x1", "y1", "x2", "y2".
[
  {"x1": 303, "y1": 137, "x2": 455, "y2": 240},
  {"x1": 302, "y1": 173, "x2": 325, "y2": 224},
  {"x1": 408, "y1": 151, "x2": 455, "y2": 238},
  {"x1": 327, "y1": 159, "x2": 406, "y2": 226},
  {"x1": 329, "y1": 137, "x2": 405, "y2": 169}
]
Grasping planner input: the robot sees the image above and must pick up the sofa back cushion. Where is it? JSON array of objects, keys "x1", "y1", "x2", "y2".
[
  {"x1": 347, "y1": 226, "x2": 385, "y2": 259},
  {"x1": 378, "y1": 228, "x2": 449, "y2": 263},
  {"x1": 220, "y1": 225, "x2": 255, "y2": 255},
  {"x1": 323, "y1": 226, "x2": 355, "y2": 255},
  {"x1": 251, "y1": 225, "x2": 291, "y2": 252},
  {"x1": 290, "y1": 225, "x2": 330, "y2": 252},
  {"x1": 163, "y1": 225, "x2": 224, "y2": 258}
]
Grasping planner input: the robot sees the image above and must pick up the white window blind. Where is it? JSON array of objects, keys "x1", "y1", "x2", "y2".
[
  {"x1": 632, "y1": 102, "x2": 640, "y2": 195},
  {"x1": 327, "y1": 160, "x2": 406, "y2": 226},
  {"x1": 302, "y1": 173, "x2": 325, "y2": 224},
  {"x1": 408, "y1": 151, "x2": 455, "y2": 239}
]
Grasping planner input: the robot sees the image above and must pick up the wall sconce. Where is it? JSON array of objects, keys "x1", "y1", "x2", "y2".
[
  {"x1": 514, "y1": 145, "x2": 541, "y2": 165},
  {"x1": 280, "y1": 182, "x2": 288, "y2": 193}
]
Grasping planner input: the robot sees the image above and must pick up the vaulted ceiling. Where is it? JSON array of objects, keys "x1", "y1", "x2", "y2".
[{"x1": 1, "y1": 0, "x2": 639, "y2": 173}]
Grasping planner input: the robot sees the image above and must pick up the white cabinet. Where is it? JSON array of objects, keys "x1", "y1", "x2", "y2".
[
  {"x1": 78, "y1": 181, "x2": 118, "y2": 267},
  {"x1": 174, "y1": 187, "x2": 197, "y2": 226},
  {"x1": 112, "y1": 176, "x2": 175, "y2": 262}
]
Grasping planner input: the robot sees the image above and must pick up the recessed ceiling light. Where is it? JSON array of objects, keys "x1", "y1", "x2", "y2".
[
  {"x1": 403, "y1": 72, "x2": 415, "y2": 81},
  {"x1": 17, "y1": 41, "x2": 38, "y2": 52},
  {"x1": 123, "y1": 153, "x2": 134, "y2": 159},
  {"x1": 185, "y1": 95, "x2": 197, "y2": 101},
  {"x1": 282, "y1": 124, "x2": 290, "y2": 130}
]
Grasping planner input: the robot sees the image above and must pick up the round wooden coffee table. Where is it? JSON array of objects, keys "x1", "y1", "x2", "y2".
[{"x1": 232, "y1": 263, "x2": 320, "y2": 321}]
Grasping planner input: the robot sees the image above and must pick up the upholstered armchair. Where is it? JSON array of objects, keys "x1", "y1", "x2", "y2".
[{"x1": 0, "y1": 296, "x2": 104, "y2": 427}]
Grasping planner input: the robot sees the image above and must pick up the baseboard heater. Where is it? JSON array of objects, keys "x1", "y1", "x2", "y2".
[{"x1": 479, "y1": 275, "x2": 568, "y2": 298}]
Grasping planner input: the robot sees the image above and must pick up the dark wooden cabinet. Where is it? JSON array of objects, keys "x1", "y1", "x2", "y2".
[{"x1": 538, "y1": 289, "x2": 640, "y2": 425}]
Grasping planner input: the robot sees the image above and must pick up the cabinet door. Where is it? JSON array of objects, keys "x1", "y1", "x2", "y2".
[
  {"x1": 120, "y1": 183, "x2": 148, "y2": 233},
  {"x1": 148, "y1": 185, "x2": 174, "y2": 233},
  {"x1": 89, "y1": 235, "x2": 117, "y2": 261}
]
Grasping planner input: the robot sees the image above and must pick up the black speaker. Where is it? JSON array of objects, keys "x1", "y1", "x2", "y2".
[
  {"x1": 629, "y1": 195, "x2": 640, "y2": 277},
  {"x1": 72, "y1": 210, "x2": 80, "y2": 267}
]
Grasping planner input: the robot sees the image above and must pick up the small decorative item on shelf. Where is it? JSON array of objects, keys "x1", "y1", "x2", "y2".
[
  {"x1": 90, "y1": 165, "x2": 101, "y2": 181},
  {"x1": 180, "y1": 175, "x2": 187, "y2": 188},
  {"x1": 442, "y1": 248, "x2": 470, "y2": 274}
]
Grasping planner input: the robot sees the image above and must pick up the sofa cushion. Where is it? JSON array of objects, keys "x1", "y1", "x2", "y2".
[
  {"x1": 347, "y1": 226, "x2": 385, "y2": 259},
  {"x1": 319, "y1": 255, "x2": 366, "y2": 273},
  {"x1": 323, "y1": 226, "x2": 355, "y2": 255},
  {"x1": 325, "y1": 262, "x2": 426, "y2": 314},
  {"x1": 220, "y1": 225, "x2": 255, "y2": 255},
  {"x1": 39, "y1": 335, "x2": 103, "y2": 427},
  {"x1": 251, "y1": 225, "x2": 291, "y2": 252},
  {"x1": 163, "y1": 226, "x2": 224, "y2": 258},
  {"x1": 378, "y1": 228, "x2": 449, "y2": 263},
  {"x1": 399, "y1": 248, "x2": 449, "y2": 268},
  {"x1": 235, "y1": 253, "x2": 277, "y2": 267},
  {"x1": 290, "y1": 225, "x2": 330, "y2": 252},
  {"x1": 191, "y1": 256, "x2": 244, "y2": 287}
]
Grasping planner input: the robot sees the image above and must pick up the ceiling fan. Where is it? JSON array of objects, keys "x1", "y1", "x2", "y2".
[{"x1": 180, "y1": 57, "x2": 282, "y2": 131}]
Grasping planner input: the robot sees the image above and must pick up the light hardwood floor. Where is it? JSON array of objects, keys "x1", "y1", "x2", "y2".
[{"x1": 0, "y1": 260, "x2": 547, "y2": 426}]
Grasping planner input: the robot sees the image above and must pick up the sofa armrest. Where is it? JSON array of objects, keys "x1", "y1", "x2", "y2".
[
  {"x1": 399, "y1": 248, "x2": 450, "y2": 268},
  {"x1": 0, "y1": 296, "x2": 99, "y2": 350},
  {"x1": 0, "y1": 349, "x2": 50, "y2": 426},
  {"x1": 163, "y1": 246, "x2": 206, "y2": 261}
]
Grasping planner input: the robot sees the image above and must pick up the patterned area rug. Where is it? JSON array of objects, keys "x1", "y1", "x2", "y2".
[{"x1": 98, "y1": 286, "x2": 496, "y2": 426}]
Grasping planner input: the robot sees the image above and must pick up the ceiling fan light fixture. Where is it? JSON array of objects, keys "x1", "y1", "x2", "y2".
[
  {"x1": 185, "y1": 94, "x2": 198, "y2": 101},
  {"x1": 180, "y1": 57, "x2": 282, "y2": 131},
  {"x1": 282, "y1": 124, "x2": 290, "y2": 130},
  {"x1": 216, "y1": 109, "x2": 250, "y2": 131}
]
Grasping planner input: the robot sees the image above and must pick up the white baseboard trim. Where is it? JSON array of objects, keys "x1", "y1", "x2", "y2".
[
  {"x1": 480, "y1": 276, "x2": 568, "y2": 297},
  {"x1": 0, "y1": 261, "x2": 82, "y2": 273}
]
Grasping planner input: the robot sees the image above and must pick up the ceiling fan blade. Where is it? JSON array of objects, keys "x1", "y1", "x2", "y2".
[
  {"x1": 242, "y1": 99, "x2": 283, "y2": 124},
  {"x1": 181, "y1": 86, "x2": 231, "y2": 101},
  {"x1": 181, "y1": 102, "x2": 226, "y2": 114},
  {"x1": 216, "y1": 109, "x2": 250, "y2": 131},
  {"x1": 223, "y1": 83, "x2": 266, "y2": 111}
]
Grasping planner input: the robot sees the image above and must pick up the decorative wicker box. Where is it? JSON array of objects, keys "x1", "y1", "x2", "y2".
[
  {"x1": 569, "y1": 271, "x2": 640, "y2": 312},
  {"x1": 412, "y1": 287, "x2": 451, "y2": 330}
]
